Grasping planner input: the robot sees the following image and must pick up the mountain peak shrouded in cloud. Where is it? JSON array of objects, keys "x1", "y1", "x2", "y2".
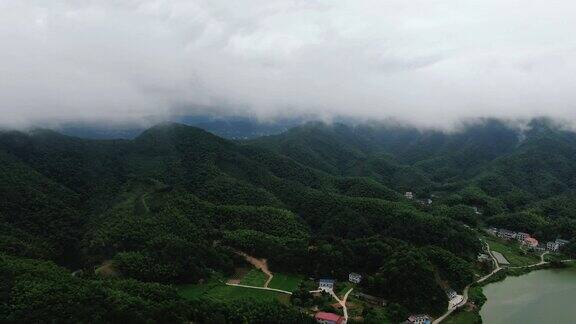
[{"x1": 2, "y1": 1, "x2": 576, "y2": 129}]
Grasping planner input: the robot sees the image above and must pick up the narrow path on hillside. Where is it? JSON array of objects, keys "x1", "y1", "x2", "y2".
[
  {"x1": 236, "y1": 251, "x2": 273, "y2": 287},
  {"x1": 477, "y1": 245, "x2": 502, "y2": 283},
  {"x1": 224, "y1": 282, "x2": 292, "y2": 294},
  {"x1": 328, "y1": 288, "x2": 353, "y2": 321},
  {"x1": 223, "y1": 251, "x2": 293, "y2": 294},
  {"x1": 508, "y1": 251, "x2": 549, "y2": 269},
  {"x1": 434, "y1": 241, "x2": 499, "y2": 324},
  {"x1": 139, "y1": 193, "x2": 150, "y2": 213},
  {"x1": 341, "y1": 288, "x2": 353, "y2": 321}
]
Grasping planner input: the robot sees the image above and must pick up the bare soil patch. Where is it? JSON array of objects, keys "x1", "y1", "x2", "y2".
[
  {"x1": 236, "y1": 251, "x2": 273, "y2": 287},
  {"x1": 95, "y1": 260, "x2": 119, "y2": 277}
]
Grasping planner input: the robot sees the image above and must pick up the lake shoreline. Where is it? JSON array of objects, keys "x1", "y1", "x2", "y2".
[{"x1": 478, "y1": 263, "x2": 576, "y2": 324}]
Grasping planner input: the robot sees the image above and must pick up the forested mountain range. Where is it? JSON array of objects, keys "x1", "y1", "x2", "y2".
[
  {"x1": 1, "y1": 119, "x2": 576, "y2": 322},
  {"x1": 255, "y1": 119, "x2": 576, "y2": 238}
]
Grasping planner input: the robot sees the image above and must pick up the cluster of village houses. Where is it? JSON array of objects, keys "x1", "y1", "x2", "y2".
[
  {"x1": 314, "y1": 275, "x2": 359, "y2": 324},
  {"x1": 313, "y1": 273, "x2": 434, "y2": 324},
  {"x1": 486, "y1": 227, "x2": 569, "y2": 252},
  {"x1": 317, "y1": 193, "x2": 576, "y2": 324},
  {"x1": 315, "y1": 193, "x2": 477, "y2": 324},
  {"x1": 404, "y1": 192, "x2": 569, "y2": 254}
]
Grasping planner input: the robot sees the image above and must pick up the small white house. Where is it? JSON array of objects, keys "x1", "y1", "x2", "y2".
[
  {"x1": 318, "y1": 279, "x2": 335, "y2": 292},
  {"x1": 546, "y1": 241, "x2": 558, "y2": 251},
  {"x1": 348, "y1": 273, "x2": 362, "y2": 284},
  {"x1": 405, "y1": 192, "x2": 414, "y2": 199},
  {"x1": 486, "y1": 228, "x2": 498, "y2": 236},
  {"x1": 477, "y1": 253, "x2": 491, "y2": 262},
  {"x1": 407, "y1": 314, "x2": 431, "y2": 324},
  {"x1": 547, "y1": 239, "x2": 570, "y2": 252}
]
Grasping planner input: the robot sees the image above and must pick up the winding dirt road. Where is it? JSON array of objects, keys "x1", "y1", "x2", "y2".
[
  {"x1": 224, "y1": 282, "x2": 292, "y2": 294},
  {"x1": 341, "y1": 288, "x2": 353, "y2": 320},
  {"x1": 434, "y1": 241, "x2": 499, "y2": 324},
  {"x1": 236, "y1": 251, "x2": 273, "y2": 287},
  {"x1": 223, "y1": 251, "x2": 294, "y2": 294},
  {"x1": 329, "y1": 288, "x2": 353, "y2": 321}
]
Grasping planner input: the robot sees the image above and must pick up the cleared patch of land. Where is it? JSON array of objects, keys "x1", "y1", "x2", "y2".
[
  {"x1": 178, "y1": 279, "x2": 286, "y2": 303},
  {"x1": 268, "y1": 273, "x2": 303, "y2": 292},
  {"x1": 337, "y1": 282, "x2": 355, "y2": 296},
  {"x1": 491, "y1": 251, "x2": 509, "y2": 265},
  {"x1": 240, "y1": 269, "x2": 269, "y2": 287},
  {"x1": 485, "y1": 237, "x2": 539, "y2": 267},
  {"x1": 94, "y1": 260, "x2": 118, "y2": 277},
  {"x1": 235, "y1": 251, "x2": 273, "y2": 287}
]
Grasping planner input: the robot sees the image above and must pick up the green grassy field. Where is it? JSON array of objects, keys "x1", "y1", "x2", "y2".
[
  {"x1": 345, "y1": 294, "x2": 366, "y2": 318},
  {"x1": 335, "y1": 282, "x2": 354, "y2": 295},
  {"x1": 178, "y1": 271, "x2": 300, "y2": 304},
  {"x1": 543, "y1": 252, "x2": 574, "y2": 263},
  {"x1": 240, "y1": 269, "x2": 269, "y2": 287},
  {"x1": 178, "y1": 279, "x2": 286, "y2": 302},
  {"x1": 485, "y1": 237, "x2": 540, "y2": 267},
  {"x1": 268, "y1": 273, "x2": 303, "y2": 292}
]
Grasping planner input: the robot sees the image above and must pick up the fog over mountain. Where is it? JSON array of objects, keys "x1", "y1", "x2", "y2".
[{"x1": 2, "y1": 1, "x2": 576, "y2": 129}]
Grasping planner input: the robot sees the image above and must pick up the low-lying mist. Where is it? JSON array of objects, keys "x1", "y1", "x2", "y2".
[{"x1": 2, "y1": 1, "x2": 576, "y2": 130}]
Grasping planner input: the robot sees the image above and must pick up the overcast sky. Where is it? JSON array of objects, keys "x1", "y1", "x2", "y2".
[{"x1": 1, "y1": 0, "x2": 576, "y2": 128}]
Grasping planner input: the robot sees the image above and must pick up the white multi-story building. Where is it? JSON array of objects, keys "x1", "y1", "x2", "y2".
[
  {"x1": 547, "y1": 239, "x2": 570, "y2": 252},
  {"x1": 496, "y1": 229, "x2": 517, "y2": 240},
  {"x1": 348, "y1": 273, "x2": 362, "y2": 284},
  {"x1": 547, "y1": 241, "x2": 559, "y2": 252},
  {"x1": 516, "y1": 232, "x2": 530, "y2": 241}
]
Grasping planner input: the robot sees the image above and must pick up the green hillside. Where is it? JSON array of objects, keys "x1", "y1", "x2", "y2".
[{"x1": 2, "y1": 119, "x2": 576, "y2": 322}]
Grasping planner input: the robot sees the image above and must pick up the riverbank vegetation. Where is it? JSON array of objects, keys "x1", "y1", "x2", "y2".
[{"x1": 444, "y1": 311, "x2": 482, "y2": 324}]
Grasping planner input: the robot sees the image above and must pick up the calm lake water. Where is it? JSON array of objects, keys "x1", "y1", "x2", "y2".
[{"x1": 480, "y1": 267, "x2": 576, "y2": 324}]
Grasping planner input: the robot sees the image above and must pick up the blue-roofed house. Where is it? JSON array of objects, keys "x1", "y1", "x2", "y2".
[{"x1": 318, "y1": 279, "x2": 335, "y2": 292}]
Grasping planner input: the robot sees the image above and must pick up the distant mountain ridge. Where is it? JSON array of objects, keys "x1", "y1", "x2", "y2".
[{"x1": 56, "y1": 115, "x2": 305, "y2": 140}]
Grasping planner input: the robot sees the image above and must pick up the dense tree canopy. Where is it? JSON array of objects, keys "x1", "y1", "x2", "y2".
[{"x1": 1, "y1": 119, "x2": 575, "y2": 321}]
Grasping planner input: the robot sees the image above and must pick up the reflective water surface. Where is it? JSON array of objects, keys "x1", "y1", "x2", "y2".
[{"x1": 480, "y1": 267, "x2": 576, "y2": 324}]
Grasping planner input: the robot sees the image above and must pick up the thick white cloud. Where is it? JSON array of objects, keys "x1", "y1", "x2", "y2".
[{"x1": 1, "y1": 0, "x2": 576, "y2": 128}]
